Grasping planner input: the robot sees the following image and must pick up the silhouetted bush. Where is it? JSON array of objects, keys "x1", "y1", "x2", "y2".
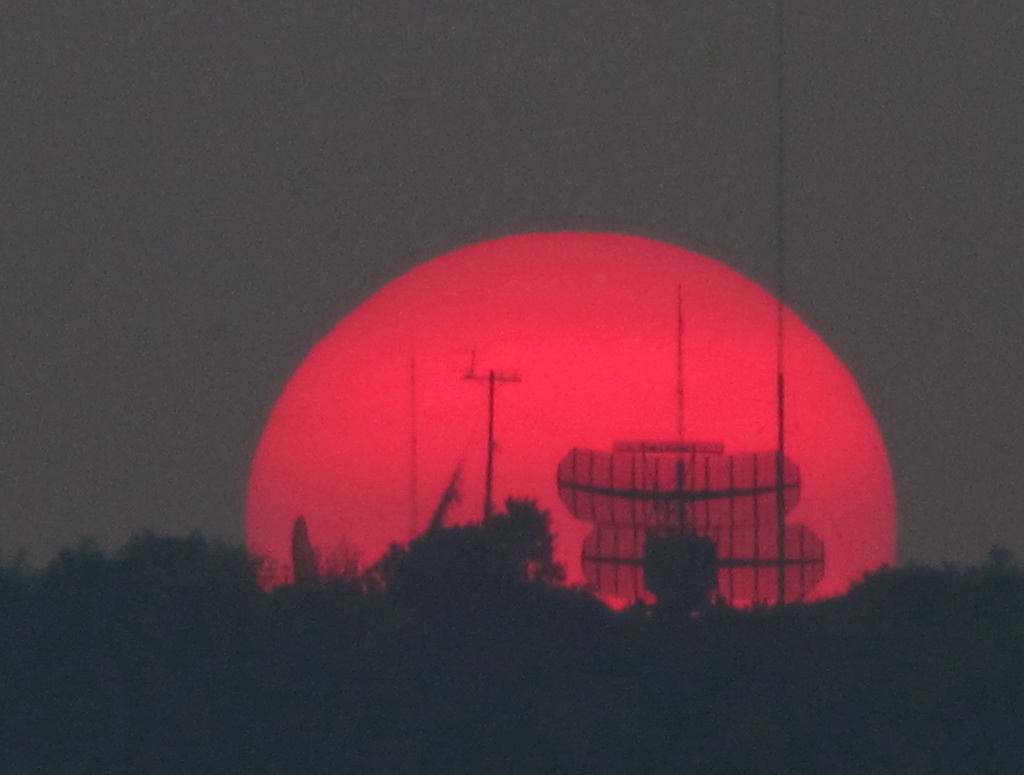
[
  {"x1": 2, "y1": 531, "x2": 1024, "y2": 773},
  {"x1": 366, "y1": 497, "x2": 564, "y2": 610}
]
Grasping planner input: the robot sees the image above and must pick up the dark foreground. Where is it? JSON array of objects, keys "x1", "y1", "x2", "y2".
[{"x1": 1, "y1": 529, "x2": 1022, "y2": 774}]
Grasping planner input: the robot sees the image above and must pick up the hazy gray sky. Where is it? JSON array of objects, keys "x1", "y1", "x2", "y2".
[{"x1": 3, "y1": 0, "x2": 1022, "y2": 568}]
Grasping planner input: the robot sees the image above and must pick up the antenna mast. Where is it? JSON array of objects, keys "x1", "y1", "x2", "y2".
[
  {"x1": 676, "y1": 284, "x2": 685, "y2": 440},
  {"x1": 409, "y1": 353, "x2": 419, "y2": 541},
  {"x1": 775, "y1": 0, "x2": 788, "y2": 606},
  {"x1": 463, "y1": 353, "x2": 520, "y2": 522}
]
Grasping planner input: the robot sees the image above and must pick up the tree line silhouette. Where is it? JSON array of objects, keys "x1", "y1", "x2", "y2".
[{"x1": 1, "y1": 499, "x2": 1023, "y2": 773}]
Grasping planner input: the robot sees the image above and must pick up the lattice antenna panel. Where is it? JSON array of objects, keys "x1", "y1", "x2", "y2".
[{"x1": 557, "y1": 445, "x2": 824, "y2": 605}]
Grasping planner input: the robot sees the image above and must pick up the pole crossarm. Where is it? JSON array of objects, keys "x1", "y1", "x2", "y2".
[{"x1": 463, "y1": 364, "x2": 521, "y2": 521}]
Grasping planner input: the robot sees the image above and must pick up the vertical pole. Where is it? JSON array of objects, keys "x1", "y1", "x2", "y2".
[
  {"x1": 676, "y1": 284, "x2": 684, "y2": 440},
  {"x1": 463, "y1": 361, "x2": 519, "y2": 524},
  {"x1": 410, "y1": 355, "x2": 419, "y2": 540},
  {"x1": 484, "y1": 369, "x2": 496, "y2": 522},
  {"x1": 775, "y1": 0, "x2": 788, "y2": 606}
]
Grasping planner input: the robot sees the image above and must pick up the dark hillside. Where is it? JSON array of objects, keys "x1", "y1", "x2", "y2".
[{"x1": 2, "y1": 524, "x2": 1022, "y2": 774}]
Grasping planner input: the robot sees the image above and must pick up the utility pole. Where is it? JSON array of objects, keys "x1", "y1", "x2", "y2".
[{"x1": 463, "y1": 354, "x2": 520, "y2": 522}]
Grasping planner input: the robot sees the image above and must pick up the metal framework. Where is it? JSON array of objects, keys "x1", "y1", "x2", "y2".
[{"x1": 557, "y1": 442, "x2": 824, "y2": 605}]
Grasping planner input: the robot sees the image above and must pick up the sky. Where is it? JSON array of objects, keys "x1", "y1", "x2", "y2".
[{"x1": 2, "y1": 0, "x2": 1022, "y2": 569}]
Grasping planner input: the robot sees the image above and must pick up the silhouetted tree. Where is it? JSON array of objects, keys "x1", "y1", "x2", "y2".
[
  {"x1": 5, "y1": 524, "x2": 1024, "y2": 774},
  {"x1": 367, "y1": 497, "x2": 564, "y2": 607}
]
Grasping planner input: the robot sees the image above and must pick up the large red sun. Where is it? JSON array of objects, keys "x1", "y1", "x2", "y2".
[{"x1": 247, "y1": 233, "x2": 896, "y2": 602}]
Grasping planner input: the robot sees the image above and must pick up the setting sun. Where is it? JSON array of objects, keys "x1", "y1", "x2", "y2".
[{"x1": 247, "y1": 232, "x2": 896, "y2": 602}]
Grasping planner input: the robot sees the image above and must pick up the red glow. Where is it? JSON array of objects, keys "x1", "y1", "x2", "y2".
[{"x1": 247, "y1": 233, "x2": 896, "y2": 601}]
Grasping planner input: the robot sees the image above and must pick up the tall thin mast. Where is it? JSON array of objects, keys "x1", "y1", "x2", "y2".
[
  {"x1": 775, "y1": 0, "x2": 788, "y2": 606},
  {"x1": 409, "y1": 353, "x2": 419, "y2": 540},
  {"x1": 676, "y1": 284, "x2": 685, "y2": 440}
]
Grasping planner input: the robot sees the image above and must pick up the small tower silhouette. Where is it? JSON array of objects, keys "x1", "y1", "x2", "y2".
[{"x1": 291, "y1": 516, "x2": 319, "y2": 586}]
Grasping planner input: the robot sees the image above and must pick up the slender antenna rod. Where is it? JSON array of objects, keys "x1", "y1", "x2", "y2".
[
  {"x1": 464, "y1": 356, "x2": 520, "y2": 522},
  {"x1": 775, "y1": 0, "x2": 788, "y2": 606},
  {"x1": 676, "y1": 284, "x2": 685, "y2": 440},
  {"x1": 409, "y1": 352, "x2": 419, "y2": 540}
]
